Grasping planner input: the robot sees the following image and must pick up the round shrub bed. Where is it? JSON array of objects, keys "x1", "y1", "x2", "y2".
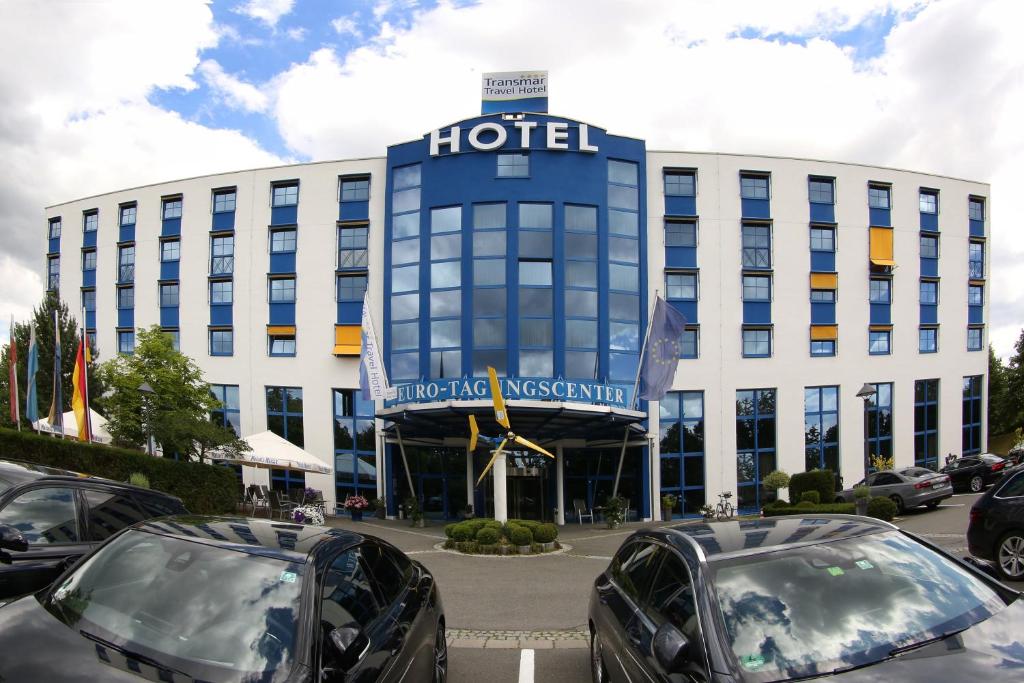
[{"x1": 441, "y1": 517, "x2": 559, "y2": 555}]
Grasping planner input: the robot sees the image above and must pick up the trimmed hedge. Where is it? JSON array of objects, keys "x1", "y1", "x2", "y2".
[
  {"x1": 0, "y1": 427, "x2": 236, "y2": 514},
  {"x1": 763, "y1": 502, "x2": 856, "y2": 517},
  {"x1": 510, "y1": 526, "x2": 532, "y2": 546},
  {"x1": 789, "y1": 470, "x2": 836, "y2": 506},
  {"x1": 534, "y1": 523, "x2": 558, "y2": 543},
  {"x1": 867, "y1": 497, "x2": 898, "y2": 522},
  {"x1": 476, "y1": 527, "x2": 499, "y2": 545},
  {"x1": 800, "y1": 490, "x2": 821, "y2": 505}
]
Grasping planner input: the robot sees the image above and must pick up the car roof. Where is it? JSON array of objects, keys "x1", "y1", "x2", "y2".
[
  {"x1": 135, "y1": 515, "x2": 365, "y2": 562},
  {"x1": 0, "y1": 458, "x2": 181, "y2": 501},
  {"x1": 662, "y1": 515, "x2": 896, "y2": 561}
]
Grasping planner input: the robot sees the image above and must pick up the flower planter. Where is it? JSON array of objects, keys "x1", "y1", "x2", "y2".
[
  {"x1": 855, "y1": 499, "x2": 869, "y2": 516},
  {"x1": 661, "y1": 508, "x2": 673, "y2": 522},
  {"x1": 350, "y1": 510, "x2": 363, "y2": 522}
]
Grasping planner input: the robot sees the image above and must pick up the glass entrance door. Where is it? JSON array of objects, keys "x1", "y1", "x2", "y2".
[{"x1": 510, "y1": 476, "x2": 545, "y2": 520}]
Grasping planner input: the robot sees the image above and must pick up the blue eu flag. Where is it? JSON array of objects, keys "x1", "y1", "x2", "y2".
[{"x1": 639, "y1": 298, "x2": 687, "y2": 401}]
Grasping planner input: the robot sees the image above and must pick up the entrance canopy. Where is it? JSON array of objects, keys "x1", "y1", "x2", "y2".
[
  {"x1": 377, "y1": 399, "x2": 647, "y2": 446},
  {"x1": 212, "y1": 430, "x2": 332, "y2": 474},
  {"x1": 34, "y1": 409, "x2": 112, "y2": 444}
]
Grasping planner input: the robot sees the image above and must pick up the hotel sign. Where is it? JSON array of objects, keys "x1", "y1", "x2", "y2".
[
  {"x1": 429, "y1": 118, "x2": 598, "y2": 157},
  {"x1": 387, "y1": 378, "x2": 630, "y2": 409},
  {"x1": 481, "y1": 70, "x2": 548, "y2": 114}
]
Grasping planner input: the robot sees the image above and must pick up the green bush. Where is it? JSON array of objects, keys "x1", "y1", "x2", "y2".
[
  {"x1": 128, "y1": 472, "x2": 150, "y2": 489},
  {"x1": 762, "y1": 503, "x2": 856, "y2": 517},
  {"x1": 444, "y1": 523, "x2": 458, "y2": 539},
  {"x1": 867, "y1": 497, "x2": 897, "y2": 521},
  {"x1": 789, "y1": 469, "x2": 836, "y2": 506},
  {"x1": 800, "y1": 490, "x2": 821, "y2": 505},
  {"x1": 476, "y1": 527, "x2": 499, "y2": 545},
  {"x1": 451, "y1": 522, "x2": 475, "y2": 542},
  {"x1": 794, "y1": 500, "x2": 816, "y2": 509},
  {"x1": 534, "y1": 523, "x2": 558, "y2": 543},
  {"x1": 0, "y1": 427, "x2": 235, "y2": 514},
  {"x1": 485, "y1": 520, "x2": 502, "y2": 531},
  {"x1": 510, "y1": 526, "x2": 533, "y2": 546}
]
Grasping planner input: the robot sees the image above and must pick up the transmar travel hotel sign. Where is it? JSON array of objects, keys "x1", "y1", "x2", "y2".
[{"x1": 481, "y1": 70, "x2": 549, "y2": 114}]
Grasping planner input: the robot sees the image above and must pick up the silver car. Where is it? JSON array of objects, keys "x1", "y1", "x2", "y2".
[{"x1": 836, "y1": 467, "x2": 952, "y2": 514}]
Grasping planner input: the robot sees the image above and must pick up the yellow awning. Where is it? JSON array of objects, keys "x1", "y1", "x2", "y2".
[
  {"x1": 267, "y1": 325, "x2": 296, "y2": 335},
  {"x1": 869, "y1": 227, "x2": 895, "y2": 266},
  {"x1": 810, "y1": 325, "x2": 838, "y2": 341},
  {"x1": 869, "y1": 324, "x2": 893, "y2": 332},
  {"x1": 333, "y1": 325, "x2": 360, "y2": 356},
  {"x1": 810, "y1": 273, "x2": 838, "y2": 290}
]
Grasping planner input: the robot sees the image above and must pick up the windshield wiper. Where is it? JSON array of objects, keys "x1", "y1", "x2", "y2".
[
  {"x1": 80, "y1": 630, "x2": 192, "y2": 680},
  {"x1": 888, "y1": 627, "x2": 969, "y2": 657}
]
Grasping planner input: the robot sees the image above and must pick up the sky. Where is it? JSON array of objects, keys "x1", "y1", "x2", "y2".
[{"x1": 1, "y1": 0, "x2": 1022, "y2": 358}]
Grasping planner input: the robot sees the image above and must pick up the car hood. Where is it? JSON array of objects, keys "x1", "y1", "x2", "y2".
[
  {"x1": 0, "y1": 594, "x2": 197, "y2": 682},
  {"x1": 824, "y1": 598, "x2": 1024, "y2": 681}
]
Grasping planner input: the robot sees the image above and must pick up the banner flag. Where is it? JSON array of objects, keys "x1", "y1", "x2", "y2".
[
  {"x1": 72, "y1": 335, "x2": 91, "y2": 442},
  {"x1": 7, "y1": 316, "x2": 18, "y2": 426},
  {"x1": 638, "y1": 297, "x2": 688, "y2": 402},
  {"x1": 25, "y1": 323, "x2": 38, "y2": 425},
  {"x1": 48, "y1": 311, "x2": 63, "y2": 434},
  {"x1": 359, "y1": 295, "x2": 390, "y2": 400}
]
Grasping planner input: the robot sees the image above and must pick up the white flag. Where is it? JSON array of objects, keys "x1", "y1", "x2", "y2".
[{"x1": 359, "y1": 295, "x2": 390, "y2": 400}]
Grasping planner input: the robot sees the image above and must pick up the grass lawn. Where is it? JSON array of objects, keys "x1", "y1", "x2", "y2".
[{"x1": 989, "y1": 431, "x2": 1022, "y2": 455}]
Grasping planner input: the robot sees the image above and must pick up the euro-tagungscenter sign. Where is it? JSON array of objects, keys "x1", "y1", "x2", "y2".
[
  {"x1": 481, "y1": 70, "x2": 548, "y2": 114},
  {"x1": 386, "y1": 377, "x2": 631, "y2": 409}
]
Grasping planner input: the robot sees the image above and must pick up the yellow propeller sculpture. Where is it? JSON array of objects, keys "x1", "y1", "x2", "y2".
[{"x1": 472, "y1": 366, "x2": 554, "y2": 486}]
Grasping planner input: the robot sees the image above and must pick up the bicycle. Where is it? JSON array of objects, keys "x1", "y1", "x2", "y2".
[{"x1": 715, "y1": 491, "x2": 735, "y2": 520}]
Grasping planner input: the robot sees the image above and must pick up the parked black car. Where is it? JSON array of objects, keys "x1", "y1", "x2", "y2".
[
  {"x1": 968, "y1": 468, "x2": 1024, "y2": 581},
  {"x1": 0, "y1": 516, "x2": 446, "y2": 682},
  {"x1": 589, "y1": 516, "x2": 1024, "y2": 682},
  {"x1": 940, "y1": 453, "x2": 1007, "y2": 493},
  {"x1": 0, "y1": 458, "x2": 186, "y2": 599}
]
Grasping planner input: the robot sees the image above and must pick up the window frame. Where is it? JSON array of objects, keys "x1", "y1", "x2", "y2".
[
  {"x1": 339, "y1": 176, "x2": 370, "y2": 202},
  {"x1": 740, "y1": 173, "x2": 770, "y2": 200},
  {"x1": 742, "y1": 327, "x2": 772, "y2": 358},
  {"x1": 869, "y1": 330, "x2": 891, "y2": 355},
  {"x1": 271, "y1": 181, "x2": 299, "y2": 207},
  {"x1": 808, "y1": 177, "x2": 835, "y2": 205},
  {"x1": 496, "y1": 152, "x2": 529, "y2": 178},
  {"x1": 664, "y1": 170, "x2": 696, "y2": 197},
  {"x1": 160, "y1": 239, "x2": 180, "y2": 263},
  {"x1": 269, "y1": 277, "x2": 297, "y2": 303},
  {"x1": 162, "y1": 197, "x2": 182, "y2": 220},
  {"x1": 212, "y1": 188, "x2": 237, "y2": 214},
  {"x1": 867, "y1": 184, "x2": 891, "y2": 210},
  {"x1": 209, "y1": 328, "x2": 233, "y2": 356},
  {"x1": 919, "y1": 189, "x2": 938, "y2": 215}
]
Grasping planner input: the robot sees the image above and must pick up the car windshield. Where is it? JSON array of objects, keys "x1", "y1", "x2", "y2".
[
  {"x1": 899, "y1": 467, "x2": 935, "y2": 478},
  {"x1": 980, "y1": 454, "x2": 1003, "y2": 463},
  {"x1": 43, "y1": 530, "x2": 304, "y2": 683},
  {"x1": 710, "y1": 530, "x2": 1008, "y2": 682}
]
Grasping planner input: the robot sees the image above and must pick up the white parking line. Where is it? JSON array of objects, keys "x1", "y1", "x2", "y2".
[
  {"x1": 937, "y1": 504, "x2": 965, "y2": 508},
  {"x1": 518, "y1": 648, "x2": 535, "y2": 683}
]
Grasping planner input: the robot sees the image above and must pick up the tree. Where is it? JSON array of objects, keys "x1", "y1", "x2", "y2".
[
  {"x1": 988, "y1": 345, "x2": 1012, "y2": 435},
  {"x1": 97, "y1": 325, "x2": 248, "y2": 461},
  {"x1": 0, "y1": 292, "x2": 107, "y2": 429},
  {"x1": 1006, "y1": 329, "x2": 1024, "y2": 434}
]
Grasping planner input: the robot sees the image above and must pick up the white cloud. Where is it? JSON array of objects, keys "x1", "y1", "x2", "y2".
[
  {"x1": 198, "y1": 59, "x2": 270, "y2": 112},
  {"x1": 285, "y1": 26, "x2": 307, "y2": 41},
  {"x1": 232, "y1": 0, "x2": 295, "y2": 28},
  {"x1": 331, "y1": 16, "x2": 362, "y2": 38}
]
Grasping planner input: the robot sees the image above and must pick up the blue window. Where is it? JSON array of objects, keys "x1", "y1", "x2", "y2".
[
  {"x1": 666, "y1": 272, "x2": 697, "y2": 300},
  {"x1": 473, "y1": 203, "x2": 508, "y2": 377},
  {"x1": 117, "y1": 286, "x2": 134, "y2": 309},
  {"x1": 46, "y1": 257, "x2": 59, "y2": 290},
  {"x1": 210, "y1": 328, "x2": 233, "y2": 356},
  {"x1": 118, "y1": 245, "x2": 135, "y2": 282},
  {"x1": 742, "y1": 275, "x2": 771, "y2": 301},
  {"x1": 967, "y1": 326, "x2": 983, "y2": 351},
  {"x1": 82, "y1": 249, "x2": 97, "y2": 271},
  {"x1": 741, "y1": 224, "x2": 771, "y2": 268},
  {"x1": 271, "y1": 228, "x2": 297, "y2": 253},
  {"x1": 162, "y1": 198, "x2": 182, "y2": 220},
  {"x1": 269, "y1": 334, "x2": 296, "y2": 357},
  {"x1": 337, "y1": 274, "x2": 367, "y2": 302},
  {"x1": 390, "y1": 164, "x2": 422, "y2": 382},
  {"x1": 809, "y1": 227, "x2": 834, "y2": 251},
  {"x1": 213, "y1": 189, "x2": 236, "y2": 213},
  {"x1": 914, "y1": 379, "x2": 939, "y2": 469},
  {"x1": 159, "y1": 282, "x2": 179, "y2": 307},
  {"x1": 805, "y1": 386, "x2": 840, "y2": 472},
  {"x1": 163, "y1": 328, "x2": 179, "y2": 351},
  {"x1": 161, "y1": 239, "x2": 180, "y2": 262},
  {"x1": 810, "y1": 340, "x2": 835, "y2": 357},
  {"x1": 48, "y1": 218, "x2": 61, "y2": 239},
  {"x1": 340, "y1": 177, "x2": 369, "y2": 201},
  {"x1": 868, "y1": 185, "x2": 890, "y2": 209},
  {"x1": 333, "y1": 389, "x2": 376, "y2": 500},
  {"x1": 266, "y1": 386, "x2": 303, "y2": 447},
  {"x1": 740, "y1": 174, "x2": 769, "y2": 199},
  {"x1": 962, "y1": 376, "x2": 982, "y2": 455},
  {"x1": 681, "y1": 328, "x2": 698, "y2": 359},
  {"x1": 919, "y1": 327, "x2": 937, "y2": 353},
  {"x1": 210, "y1": 384, "x2": 241, "y2": 435},
  {"x1": 864, "y1": 382, "x2": 893, "y2": 469},
  {"x1": 736, "y1": 388, "x2": 776, "y2": 510},
  {"x1": 968, "y1": 198, "x2": 984, "y2": 221},
  {"x1": 808, "y1": 178, "x2": 834, "y2": 204},
  {"x1": 563, "y1": 203, "x2": 598, "y2": 380},
  {"x1": 742, "y1": 328, "x2": 771, "y2": 357},
  {"x1": 968, "y1": 284, "x2": 983, "y2": 306},
  {"x1": 83, "y1": 211, "x2": 98, "y2": 232},
  {"x1": 81, "y1": 289, "x2": 95, "y2": 312},
  {"x1": 869, "y1": 279, "x2": 891, "y2": 303},
  {"x1": 497, "y1": 152, "x2": 528, "y2": 177},
  {"x1": 338, "y1": 225, "x2": 368, "y2": 268},
  {"x1": 660, "y1": 391, "x2": 705, "y2": 517},
  {"x1": 271, "y1": 182, "x2": 298, "y2": 207},
  {"x1": 869, "y1": 330, "x2": 891, "y2": 355},
  {"x1": 810, "y1": 290, "x2": 835, "y2": 303},
  {"x1": 270, "y1": 277, "x2": 296, "y2": 302},
  {"x1": 664, "y1": 171, "x2": 696, "y2": 197},
  {"x1": 920, "y1": 234, "x2": 938, "y2": 258},
  {"x1": 119, "y1": 204, "x2": 136, "y2": 226},
  {"x1": 665, "y1": 219, "x2": 696, "y2": 247},
  {"x1": 210, "y1": 279, "x2": 232, "y2": 304},
  {"x1": 919, "y1": 190, "x2": 937, "y2": 214},
  {"x1": 920, "y1": 281, "x2": 937, "y2": 304},
  {"x1": 117, "y1": 330, "x2": 134, "y2": 354},
  {"x1": 968, "y1": 242, "x2": 984, "y2": 279},
  {"x1": 211, "y1": 235, "x2": 233, "y2": 275}
]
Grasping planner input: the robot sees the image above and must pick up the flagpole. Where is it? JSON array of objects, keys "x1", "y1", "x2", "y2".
[
  {"x1": 629, "y1": 291, "x2": 660, "y2": 412},
  {"x1": 9, "y1": 315, "x2": 20, "y2": 431}
]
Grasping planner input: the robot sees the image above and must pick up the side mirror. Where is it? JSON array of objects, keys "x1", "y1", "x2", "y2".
[
  {"x1": 0, "y1": 524, "x2": 28, "y2": 553},
  {"x1": 652, "y1": 623, "x2": 690, "y2": 674},
  {"x1": 327, "y1": 624, "x2": 370, "y2": 671}
]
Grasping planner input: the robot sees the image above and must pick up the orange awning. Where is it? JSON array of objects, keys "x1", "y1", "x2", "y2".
[
  {"x1": 333, "y1": 325, "x2": 360, "y2": 356},
  {"x1": 810, "y1": 325, "x2": 838, "y2": 341},
  {"x1": 869, "y1": 227, "x2": 895, "y2": 266},
  {"x1": 869, "y1": 324, "x2": 893, "y2": 332},
  {"x1": 809, "y1": 273, "x2": 838, "y2": 290},
  {"x1": 267, "y1": 325, "x2": 296, "y2": 335}
]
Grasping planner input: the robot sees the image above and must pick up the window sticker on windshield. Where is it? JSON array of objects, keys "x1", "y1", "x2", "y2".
[
  {"x1": 856, "y1": 560, "x2": 874, "y2": 570},
  {"x1": 740, "y1": 654, "x2": 765, "y2": 671},
  {"x1": 280, "y1": 571, "x2": 298, "y2": 583},
  {"x1": 827, "y1": 566, "x2": 844, "y2": 576}
]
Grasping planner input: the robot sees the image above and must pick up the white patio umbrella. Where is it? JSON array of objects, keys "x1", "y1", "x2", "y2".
[
  {"x1": 213, "y1": 430, "x2": 331, "y2": 474},
  {"x1": 33, "y1": 409, "x2": 112, "y2": 443}
]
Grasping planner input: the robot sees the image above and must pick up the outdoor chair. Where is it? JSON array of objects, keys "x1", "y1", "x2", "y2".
[
  {"x1": 574, "y1": 498, "x2": 594, "y2": 525},
  {"x1": 250, "y1": 487, "x2": 271, "y2": 518},
  {"x1": 623, "y1": 497, "x2": 634, "y2": 522},
  {"x1": 269, "y1": 491, "x2": 299, "y2": 520}
]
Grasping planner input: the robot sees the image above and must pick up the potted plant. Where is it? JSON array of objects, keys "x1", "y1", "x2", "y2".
[
  {"x1": 853, "y1": 485, "x2": 870, "y2": 516},
  {"x1": 510, "y1": 525, "x2": 533, "y2": 554},
  {"x1": 699, "y1": 503, "x2": 715, "y2": 520},
  {"x1": 603, "y1": 496, "x2": 626, "y2": 529},
  {"x1": 373, "y1": 497, "x2": 387, "y2": 519},
  {"x1": 405, "y1": 496, "x2": 424, "y2": 528},
  {"x1": 292, "y1": 505, "x2": 324, "y2": 526},
  {"x1": 762, "y1": 470, "x2": 790, "y2": 505},
  {"x1": 461, "y1": 504, "x2": 474, "y2": 520},
  {"x1": 660, "y1": 494, "x2": 677, "y2": 522},
  {"x1": 344, "y1": 495, "x2": 369, "y2": 521},
  {"x1": 534, "y1": 523, "x2": 558, "y2": 551}
]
